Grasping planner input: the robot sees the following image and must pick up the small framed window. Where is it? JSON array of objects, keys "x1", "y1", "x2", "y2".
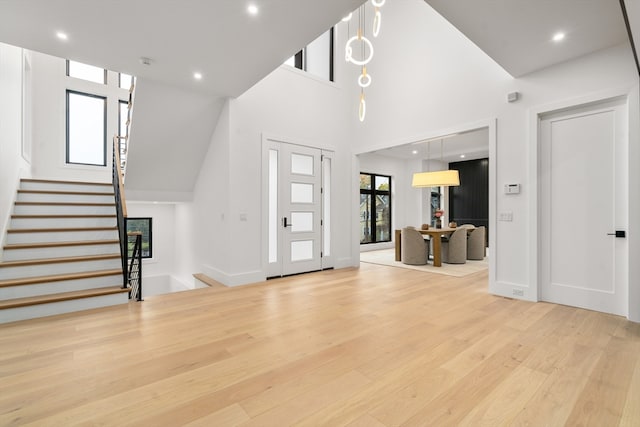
[
  {"x1": 127, "y1": 218, "x2": 152, "y2": 259},
  {"x1": 66, "y1": 60, "x2": 106, "y2": 84},
  {"x1": 119, "y1": 73, "x2": 134, "y2": 90},
  {"x1": 66, "y1": 90, "x2": 107, "y2": 166},
  {"x1": 118, "y1": 100, "x2": 129, "y2": 138}
]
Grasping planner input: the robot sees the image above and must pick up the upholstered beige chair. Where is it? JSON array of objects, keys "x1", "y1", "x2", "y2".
[
  {"x1": 401, "y1": 227, "x2": 429, "y2": 265},
  {"x1": 467, "y1": 226, "x2": 486, "y2": 260},
  {"x1": 441, "y1": 227, "x2": 467, "y2": 264}
]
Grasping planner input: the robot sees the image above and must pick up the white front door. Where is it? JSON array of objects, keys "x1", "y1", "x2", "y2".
[
  {"x1": 264, "y1": 139, "x2": 332, "y2": 278},
  {"x1": 539, "y1": 98, "x2": 628, "y2": 316}
]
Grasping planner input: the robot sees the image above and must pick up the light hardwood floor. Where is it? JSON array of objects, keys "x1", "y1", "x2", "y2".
[{"x1": 1, "y1": 263, "x2": 639, "y2": 426}]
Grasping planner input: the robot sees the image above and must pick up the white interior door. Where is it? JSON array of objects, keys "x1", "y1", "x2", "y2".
[
  {"x1": 539, "y1": 98, "x2": 628, "y2": 316},
  {"x1": 265, "y1": 140, "x2": 331, "y2": 278}
]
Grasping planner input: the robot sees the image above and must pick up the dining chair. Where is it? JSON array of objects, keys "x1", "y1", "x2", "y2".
[
  {"x1": 401, "y1": 227, "x2": 429, "y2": 265},
  {"x1": 467, "y1": 226, "x2": 486, "y2": 260},
  {"x1": 441, "y1": 227, "x2": 467, "y2": 264}
]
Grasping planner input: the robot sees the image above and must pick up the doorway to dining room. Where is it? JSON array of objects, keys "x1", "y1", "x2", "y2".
[{"x1": 355, "y1": 120, "x2": 495, "y2": 288}]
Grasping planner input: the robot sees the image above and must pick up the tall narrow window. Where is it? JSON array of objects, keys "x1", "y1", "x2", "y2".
[
  {"x1": 67, "y1": 60, "x2": 106, "y2": 84},
  {"x1": 127, "y1": 218, "x2": 152, "y2": 258},
  {"x1": 66, "y1": 90, "x2": 106, "y2": 166},
  {"x1": 118, "y1": 100, "x2": 130, "y2": 140},
  {"x1": 360, "y1": 173, "x2": 392, "y2": 244}
]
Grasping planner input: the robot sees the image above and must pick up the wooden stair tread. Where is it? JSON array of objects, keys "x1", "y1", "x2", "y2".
[
  {"x1": 193, "y1": 273, "x2": 227, "y2": 290},
  {"x1": 8, "y1": 227, "x2": 117, "y2": 233},
  {"x1": 0, "y1": 254, "x2": 121, "y2": 268},
  {"x1": 11, "y1": 214, "x2": 116, "y2": 219},
  {"x1": 17, "y1": 190, "x2": 115, "y2": 196},
  {"x1": 0, "y1": 269, "x2": 122, "y2": 287},
  {"x1": 0, "y1": 286, "x2": 129, "y2": 310},
  {"x1": 21, "y1": 178, "x2": 111, "y2": 186},
  {"x1": 4, "y1": 240, "x2": 120, "y2": 250},
  {"x1": 14, "y1": 201, "x2": 114, "y2": 206}
]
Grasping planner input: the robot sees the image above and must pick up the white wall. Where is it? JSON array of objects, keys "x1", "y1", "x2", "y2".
[
  {"x1": 0, "y1": 43, "x2": 31, "y2": 249},
  {"x1": 126, "y1": 202, "x2": 176, "y2": 278},
  {"x1": 176, "y1": 48, "x2": 355, "y2": 285},
  {"x1": 174, "y1": 101, "x2": 232, "y2": 285},
  {"x1": 30, "y1": 51, "x2": 128, "y2": 183},
  {"x1": 227, "y1": 64, "x2": 354, "y2": 280},
  {"x1": 350, "y1": 0, "x2": 640, "y2": 309}
]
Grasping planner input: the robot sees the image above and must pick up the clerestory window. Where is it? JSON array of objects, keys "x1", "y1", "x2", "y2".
[{"x1": 284, "y1": 28, "x2": 334, "y2": 82}]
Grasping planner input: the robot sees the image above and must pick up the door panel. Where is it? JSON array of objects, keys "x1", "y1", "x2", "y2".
[
  {"x1": 540, "y1": 99, "x2": 628, "y2": 315},
  {"x1": 265, "y1": 141, "x2": 329, "y2": 277},
  {"x1": 282, "y1": 143, "x2": 322, "y2": 275}
]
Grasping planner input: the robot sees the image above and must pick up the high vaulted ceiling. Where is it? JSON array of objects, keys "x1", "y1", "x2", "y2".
[
  {"x1": 0, "y1": 0, "x2": 636, "y2": 99},
  {"x1": 0, "y1": 0, "x2": 364, "y2": 97}
]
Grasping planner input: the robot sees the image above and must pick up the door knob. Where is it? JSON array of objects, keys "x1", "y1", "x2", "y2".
[{"x1": 607, "y1": 230, "x2": 626, "y2": 238}]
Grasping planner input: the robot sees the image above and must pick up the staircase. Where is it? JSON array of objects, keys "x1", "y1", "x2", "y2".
[{"x1": 0, "y1": 179, "x2": 130, "y2": 323}]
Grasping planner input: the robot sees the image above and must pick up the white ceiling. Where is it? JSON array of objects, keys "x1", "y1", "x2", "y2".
[
  {"x1": 0, "y1": 0, "x2": 364, "y2": 97},
  {"x1": 425, "y1": 0, "x2": 633, "y2": 77}
]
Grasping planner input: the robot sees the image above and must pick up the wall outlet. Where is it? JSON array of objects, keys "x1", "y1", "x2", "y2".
[
  {"x1": 512, "y1": 288, "x2": 524, "y2": 297},
  {"x1": 499, "y1": 212, "x2": 513, "y2": 221}
]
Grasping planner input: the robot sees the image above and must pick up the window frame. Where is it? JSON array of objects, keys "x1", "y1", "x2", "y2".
[
  {"x1": 289, "y1": 27, "x2": 335, "y2": 82},
  {"x1": 360, "y1": 172, "x2": 392, "y2": 244},
  {"x1": 126, "y1": 217, "x2": 153, "y2": 259},
  {"x1": 119, "y1": 73, "x2": 134, "y2": 90},
  {"x1": 65, "y1": 89, "x2": 107, "y2": 167}
]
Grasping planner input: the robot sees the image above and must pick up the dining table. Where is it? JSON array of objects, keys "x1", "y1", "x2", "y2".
[{"x1": 394, "y1": 225, "x2": 475, "y2": 267}]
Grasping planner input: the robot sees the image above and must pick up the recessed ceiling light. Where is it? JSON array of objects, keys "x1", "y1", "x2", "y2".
[
  {"x1": 552, "y1": 32, "x2": 565, "y2": 42},
  {"x1": 460, "y1": 154, "x2": 466, "y2": 159},
  {"x1": 412, "y1": 150, "x2": 418, "y2": 155},
  {"x1": 56, "y1": 31, "x2": 68, "y2": 41},
  {"x1": 247, "y1": 4, "x2": 259, "y2": 15},
  {"x1": 194, "y1": 72, "x2": 203, "y2": 80}
]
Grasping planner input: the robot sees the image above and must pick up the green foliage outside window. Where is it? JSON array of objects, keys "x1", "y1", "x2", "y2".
[{"x1": 127, "y1": 218, "x2": 152, "y2": 258}]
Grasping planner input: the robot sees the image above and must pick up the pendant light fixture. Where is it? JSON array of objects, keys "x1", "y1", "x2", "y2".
[
  {"x1": 343, "y1": 0, "x2": 385, "y2": 122},
  {"x1": 412, "y1": 139, "x2": 460, "y2": 187}
]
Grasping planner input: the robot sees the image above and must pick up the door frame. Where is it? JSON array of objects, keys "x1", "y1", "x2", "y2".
[
  {"x1": 261, "y1": 133, "x2": 335, "y2": 278},
  {"x1": 529, "y1": 86, "x2": 640, "y2": 321},
  {"x1": 352, "y1": 118, "x2": 497, "y2": 294}
]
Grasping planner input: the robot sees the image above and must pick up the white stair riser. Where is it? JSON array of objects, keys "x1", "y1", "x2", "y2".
[
  {"x1": 17, "y1": 193, "x2": 115, "y2": 203},
  {"x1": 0, "y1": 274, "x2": 124, "y2": 299},
  {"x1": 2, "y1": 243, "x2": 121, "y2": 261},
  {"x1": 10, "y1": 217, "x2": 117, "y2": 229},
  {"x1": 0, "y1": 292, "x2": 129, "y2": 324},
  {"x1": 7, "y1": 230, "x2": 119, "y2": 244},
  {"x1": 20, "y1": 181, "x2": 113, "y2": 194},
  {"x1": 13, "y1": 204, "x2": 116, "y2": 215},
  {"x1": 0, "y1": 258, "x2": 122, "y2": 280}
]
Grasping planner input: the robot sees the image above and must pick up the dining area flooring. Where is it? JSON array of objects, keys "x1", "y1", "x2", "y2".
[{"x1": 0, "y1": 264, "x2": 639, "y2": 426}]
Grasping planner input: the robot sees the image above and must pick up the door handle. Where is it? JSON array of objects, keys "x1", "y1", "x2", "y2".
[
  {"x1": 607, "y1": 230, "x2": 626, "y2": 238},
  {"x1": 283, "y1": 217, "x2": 293, "y2": 228}
]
